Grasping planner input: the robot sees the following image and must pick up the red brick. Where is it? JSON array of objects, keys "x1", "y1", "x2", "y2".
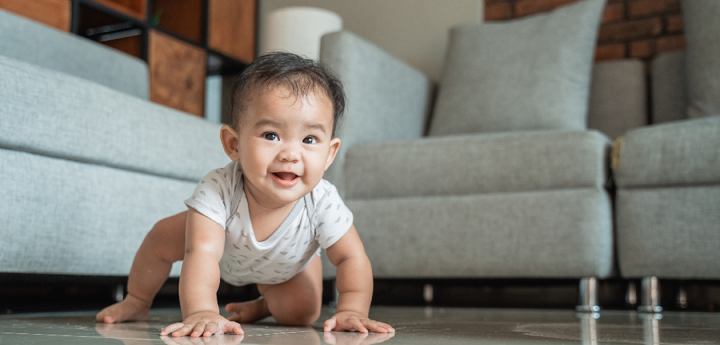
[
  {"x1": 657, "y1": 35, "x2": 685, "y2": 53},
  {"x1": 602, "y1": 3, "x2": 625, "y2": 24},
  {"x1": 628, "y1": 0, "x2": 680, "y2": 19},
  {"x1": 598, "y1": 18, "x2": 663, "y2": 43},
  {"x1": 595, "y1": 43, "x2": 627, "y2": 61},
  {"x1": 630, "y1": 39, "x2": 656, "y2": 58},
  {"x1": 514, "y1": 0, "x2": 577, "y2": 17},
  {"x1": 666, "y1": 14, "x2": 684, "y2": 34},
  {"x1": 486, "y1": 3, "x2": 513, "y2": 21}
]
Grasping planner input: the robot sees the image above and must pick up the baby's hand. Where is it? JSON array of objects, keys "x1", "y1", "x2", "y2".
[
  {"x1": 161, "y1": 311, "x2": 243, "y2": 338},
  {"x1": 324, "y1": 311, "x2": 395, "y2": 334}
]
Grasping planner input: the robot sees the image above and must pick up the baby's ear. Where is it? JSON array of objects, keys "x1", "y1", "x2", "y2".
[
  {"x1": 220, "y1": 125, "x2": 240, "y2": 161},
  {"x1": 325, "y1": 138, "x2": 341, "y2": 170}
]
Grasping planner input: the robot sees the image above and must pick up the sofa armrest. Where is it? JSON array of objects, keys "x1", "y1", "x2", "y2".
[
  {"x1": 320, "y1": 31, "x2": 433, "y2": 193},
  {"x1": 613, "y1": 115, "x2": 720, "y2": 188}
]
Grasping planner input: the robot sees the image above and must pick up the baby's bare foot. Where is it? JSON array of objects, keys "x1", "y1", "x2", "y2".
[
  {"x1": 225, "y1": 297, "x2": 271, "y2": 323},
  {"x1": 96, "y1": 294, "x2": 151, "y2": 324}
]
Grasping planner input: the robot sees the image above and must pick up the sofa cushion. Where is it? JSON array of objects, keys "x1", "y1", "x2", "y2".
[
  {"x1": 588, "y1": 59, "x2": 647, "y2": 139},
  {"x1": 652, "y1": 51, "x2": 688, "y2": 124},
  {"x1": 0, "y1": 9, "x2": 148, "y2": 99},
  {"x1": 345, "y1": 188, "x2": 613, "y2": 279},
  {"x1": 0, "y1": 55, "x2": 229, "y2": 182},
  {"x1": 344, "y1": 130, "x2": 610, "y2": 200},
  {"x1": 613, "y1": 116, "x2": 720, "y2": 188},
  {"x1": 429, "y1": 0, "x2": 604, "y2": 136},
  {"x1": 682, "y1": 0, "x2": 720, "y2": 118},
  {"x1": 0, "y1": 148, "x2": 187, "y2": 277}
]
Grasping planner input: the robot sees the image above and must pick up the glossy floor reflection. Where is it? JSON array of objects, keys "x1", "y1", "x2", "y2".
[{"x1": 1, "y1": 306, "x2": 719, "y2": 344}]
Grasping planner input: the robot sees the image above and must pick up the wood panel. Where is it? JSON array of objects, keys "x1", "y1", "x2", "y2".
[
  {"x1": 103, "y1": 35, "x2": 142, "y2": 58},
  {"x1": 0, "y1": 0, "x2": 71, "y2": 31},
  {"x1": 208, "y1": 0, "x2": 256, "y2": 63},
  {"x1": 92, "y1": 0, "x2": 147, "y2": 20},
  {"x1": 151, "y1": 0, "x2": 203, "y2": 43},
  {"x1": 149, "y1": 30, "x2": 206, "y2": 117}
]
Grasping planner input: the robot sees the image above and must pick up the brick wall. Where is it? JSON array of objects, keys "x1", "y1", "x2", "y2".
[{"x1": 485, "y1": 0, "x2": 685, "y2": 63}]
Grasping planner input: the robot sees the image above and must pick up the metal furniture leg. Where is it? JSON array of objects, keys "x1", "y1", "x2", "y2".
[
  {"x1": 638, "y1": 276, "x2": 663, "y2": 313},
  {"x1": 576, "y1": 277, "x2": 601, "y2": 312}
]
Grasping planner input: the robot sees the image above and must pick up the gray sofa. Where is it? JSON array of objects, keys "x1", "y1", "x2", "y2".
[
  {"x1": 317, "y1": 0, "x2": 647, "y2": 312},
  {"x1": 0, "y1": 9, "x2": 229, "y2": 279}
]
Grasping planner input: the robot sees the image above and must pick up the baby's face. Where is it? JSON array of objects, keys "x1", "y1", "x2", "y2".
[{"x1": 228, "y1": 87, "x2": 340, "y2": 208}]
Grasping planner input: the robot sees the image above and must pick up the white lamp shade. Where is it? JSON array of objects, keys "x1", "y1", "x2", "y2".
[{"x1": 261, "y1": 6, "x2": 343, "y2": 60}]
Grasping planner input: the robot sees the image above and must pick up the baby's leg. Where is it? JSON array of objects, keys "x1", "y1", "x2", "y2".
[
  {"x1": 96, "y1": 211, "x2": 188, "y2": 323},
  {"x1": 226, "y1": 254, "x2": 323, "y2": 326}
]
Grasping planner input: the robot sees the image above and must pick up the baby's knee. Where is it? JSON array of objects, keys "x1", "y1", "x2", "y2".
[{"x1": 274, "y1": 299, "x2": 321, "y2": 326}]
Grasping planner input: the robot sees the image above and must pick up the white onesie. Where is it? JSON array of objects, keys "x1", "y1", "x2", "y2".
[{"x1": 184, "y1": 161, "x2": 353, "y2": 286}]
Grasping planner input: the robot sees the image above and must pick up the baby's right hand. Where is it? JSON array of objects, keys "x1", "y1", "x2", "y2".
[{"x1": 161, "y1": 311, "x2": 244, "y2": 338}]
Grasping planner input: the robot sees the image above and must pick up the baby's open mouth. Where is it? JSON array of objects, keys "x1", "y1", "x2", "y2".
[{"x1": 273, "y1": 172, "x2": 298, "y2": 181}]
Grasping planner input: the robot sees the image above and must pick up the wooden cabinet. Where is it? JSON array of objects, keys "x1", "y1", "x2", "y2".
[{"x1": 1, "y1": 0, "x2": 256, "y2": 118}]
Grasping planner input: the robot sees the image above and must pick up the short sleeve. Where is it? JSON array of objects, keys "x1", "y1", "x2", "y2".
[
  {"x1": 313, "y1": 182, "x2": 354, "y2": 248},
  {"x1": 184, "y1": 166, "x2": 235, "y2": 228}
]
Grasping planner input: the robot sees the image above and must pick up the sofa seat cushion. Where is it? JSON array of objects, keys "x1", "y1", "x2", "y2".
[
  {"x1": 0, "y1": 9, "x2": 148, "y2": 99},
  {"x1": 613, "y1": 116, "x2": 720, "y2": 188},
  {"x1": 0, "y1": 148, "x2": 186, "y2": 276},
  {"x1": 429, "y1": 0, "x2": 604, "y2": 135},
  {"x1": 343, "y1": 130, "x2": 610, "y2": 200},
  {"x1": 0, "y1": 55, "x2": 229, "y2": 182},
  {"x1": 344, "y1": 188, "x2": 613, "y2": 279}
]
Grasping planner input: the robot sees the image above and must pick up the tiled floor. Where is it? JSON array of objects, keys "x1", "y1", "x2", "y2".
[{"x1": 1, "y1": 306, "x2": 719, "y2": 345}]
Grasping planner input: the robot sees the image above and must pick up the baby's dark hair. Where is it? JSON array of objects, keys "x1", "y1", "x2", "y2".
[{"x1": 230, "y1": 52, "x2": 346, "y2": 137}]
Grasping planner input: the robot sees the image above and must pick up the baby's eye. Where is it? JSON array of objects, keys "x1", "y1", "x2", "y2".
[
  {"x1": 263, "y1": 132, "x2": 279, "y2": 141},
  {"x1": 303, "y1": 136, "x2": 317, "y2": 144}
]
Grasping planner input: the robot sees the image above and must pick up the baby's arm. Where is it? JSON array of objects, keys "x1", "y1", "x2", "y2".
[
  {"x1": 324, "y1": 225, "x2": 395, "y2": 333},
  {"x1": 160, "y1": 208, "x2": 243, "y2": 337}
]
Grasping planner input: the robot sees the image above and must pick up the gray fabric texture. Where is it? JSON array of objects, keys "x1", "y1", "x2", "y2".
[
  {"x1": 0, "y1": 55, "x2": 229, "y2": 182},
  {"x1": 614, "y1": 116, "x2": 720, "y2": 188},
  {"x1": 324, "y1": 188, "x2": 613, "y2": 279},
  {"x1": 0, "y1": 9, "x2": 148, "y2": 99},
  {"x1": 616, "y1": 187, "x2": 720, "y2": 279},
  {"x1": 652, "y1": 51, "x2": 688, "y2": 124},
  {"x1": 681, "y1": 0, "x2": 720, "y2": 118},
  {"x1": 429, "y1": 0, "x2": 605, "y2": 136},
  {"x1": 588, "y1": 59, "x2": 647, "y2": 139},
  {"x1": 0, "y1": 148, "x2": 187, "y2": 277},
  {"x1": 320, "y1": 31, "x2": 433, "y2": 193},
  {"x1": 343, "y1": 130, "x2": 611, "y2": 199}
]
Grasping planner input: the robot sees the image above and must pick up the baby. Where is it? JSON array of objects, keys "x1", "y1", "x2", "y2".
[{"x1": 96, "y1": 52, "x2": 394, "y2": 337}]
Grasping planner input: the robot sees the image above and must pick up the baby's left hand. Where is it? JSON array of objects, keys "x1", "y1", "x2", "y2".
[{"x1": 324, "y1": 311, "x2": 395, "y2": 334}]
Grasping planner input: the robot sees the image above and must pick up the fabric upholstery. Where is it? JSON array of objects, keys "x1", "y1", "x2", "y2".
[
  {"x1": 344, "y1": 130, "x2": 610, "y2": 199},
  {"x1": 682, "y1": 0, "x2": 720, "y2": 118},
  {"x1": 0, "y1": 9, "x2": 148, "y2": 99},
  {"x1": 327, "y1": 188, "x2": 613, "y2": 279},
  {"x1": 617, "y1": 187, "x2": 720, "y2": 279},
  {"x1": 588, "y1": 59, "x2": 647, "y2": 139},
  {"x1": 613, "y1": 116, "x2": 720, "y2": 188},
  {"x1": 652, "y1": 51, "x2": 688, "y2": 124},
  {"x1": 0, "y1": 56, "x2": 229, "y2": 182},
  {"x1": 429, "y1": 0, "x2": 605, "y2": 135},
  {"x1": 320, "y1": 31, "x2": 433, "y2": 193},
  {"x1": 0, "y1": 148, "x2": 187, "y2": 277}
]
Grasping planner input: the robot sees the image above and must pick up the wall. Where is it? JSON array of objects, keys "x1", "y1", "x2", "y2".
[
  {"x1": 259, "y1": 0, "x2": 484, "y2": 82},
  {"x1": 485, "y1": 0, "x2": 685, "y2": 64}
]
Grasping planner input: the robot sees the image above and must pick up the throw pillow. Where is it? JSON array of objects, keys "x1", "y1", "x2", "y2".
[
  {"x1": 682, "y1": 0, "x2": 720, "y2": 118},
  {"x1": 429, "y1": 0, "x2": 605, "y2": 136}
]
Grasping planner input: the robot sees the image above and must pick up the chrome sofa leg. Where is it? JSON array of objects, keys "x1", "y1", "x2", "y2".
[
  {"x1": 576, "y1": 277, "x2": 601, "y2": 312},
  {"x1": 113, "y1": 284, "x2": 125, "y2": 302},
  {"x1": 638, "y1": 276, "x2": 663, "y2": 313}
]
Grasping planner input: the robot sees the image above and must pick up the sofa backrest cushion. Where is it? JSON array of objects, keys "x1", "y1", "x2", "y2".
[
  {"x1": 0, "y1": 9, "x2": 149, "y2": 99},
  {"x1": 682, "y1": 0, "x2": 720, "y2": 118},
  {"x1": 588, "y1": 59, "x2": 647, "y2": 139},
  {"x1": 652, "y1": 51, "x2": 688, "y2": 124},
  {"x1": 0, "y1": 55, "x2": 228, "y2": 182},
  {"x1": 429, "y1": 0, "x2": 605, "y2": 136}
]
